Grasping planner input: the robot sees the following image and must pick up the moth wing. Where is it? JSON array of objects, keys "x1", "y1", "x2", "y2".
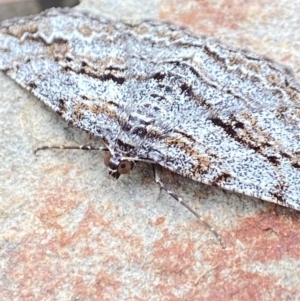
[
  {"x1": 126, "y1": 35, "x2": 300, "y2": 211},
  {"x1": 2, "y1": 8, "x2": 300, "y2": 211},
  {"x1": 0, "y1": 8, "x2": 130, "y2": 140}
]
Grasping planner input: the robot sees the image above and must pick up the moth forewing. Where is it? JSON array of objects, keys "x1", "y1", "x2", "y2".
[{"x1": 1, "y1": 8, "x2": 300, "y2": 213}]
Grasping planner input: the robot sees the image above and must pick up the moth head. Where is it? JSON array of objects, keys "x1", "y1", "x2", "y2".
[{"x1": 103, "y1": 151, "x2": 134, "y2": 179}]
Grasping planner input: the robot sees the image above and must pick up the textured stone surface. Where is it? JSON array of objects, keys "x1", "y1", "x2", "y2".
[
  {"x1": 0, "y1": 0, "x2": 41, "y2": 21},
  {"x1": 1, "y1": 0, "x2": 300, "y2": 300}
]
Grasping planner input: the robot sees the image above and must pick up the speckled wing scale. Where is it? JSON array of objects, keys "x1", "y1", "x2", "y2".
[{"x1": 1, "y1": 7, "x2": 300, "y2": 212}]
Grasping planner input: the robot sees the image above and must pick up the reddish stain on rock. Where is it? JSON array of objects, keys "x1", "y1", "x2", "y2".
[
  {"x1": 198, "y1": 210, "x2": 300, "y2": 300},
  {"x1": 159, "y1": 0, "x2": 263, "y2": 34}
]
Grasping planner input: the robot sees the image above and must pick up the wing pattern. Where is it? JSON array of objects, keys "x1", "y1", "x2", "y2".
[{"x1": 1, "y1": 8, "x2": 300, "y2": 210}]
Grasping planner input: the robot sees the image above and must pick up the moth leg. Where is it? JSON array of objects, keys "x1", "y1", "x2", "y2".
[
  {"x1": 153, "y1": 165, "x2": 223, "y2": 247},
  {"x1": 34, "y1": 145, "x2": 108, "y2": 154}
]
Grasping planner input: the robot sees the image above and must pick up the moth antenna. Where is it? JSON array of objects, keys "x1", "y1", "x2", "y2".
[
  {"x1": 34, "y1": 145, "x2": 108, "y2": 154},
  {"x1": 153, "y1": 165, "x2": 224, "y2": 247}
]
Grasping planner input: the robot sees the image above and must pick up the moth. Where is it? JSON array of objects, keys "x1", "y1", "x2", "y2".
[{"x1": 1, "y1": 7, "x2": 300, "y2": 213}]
